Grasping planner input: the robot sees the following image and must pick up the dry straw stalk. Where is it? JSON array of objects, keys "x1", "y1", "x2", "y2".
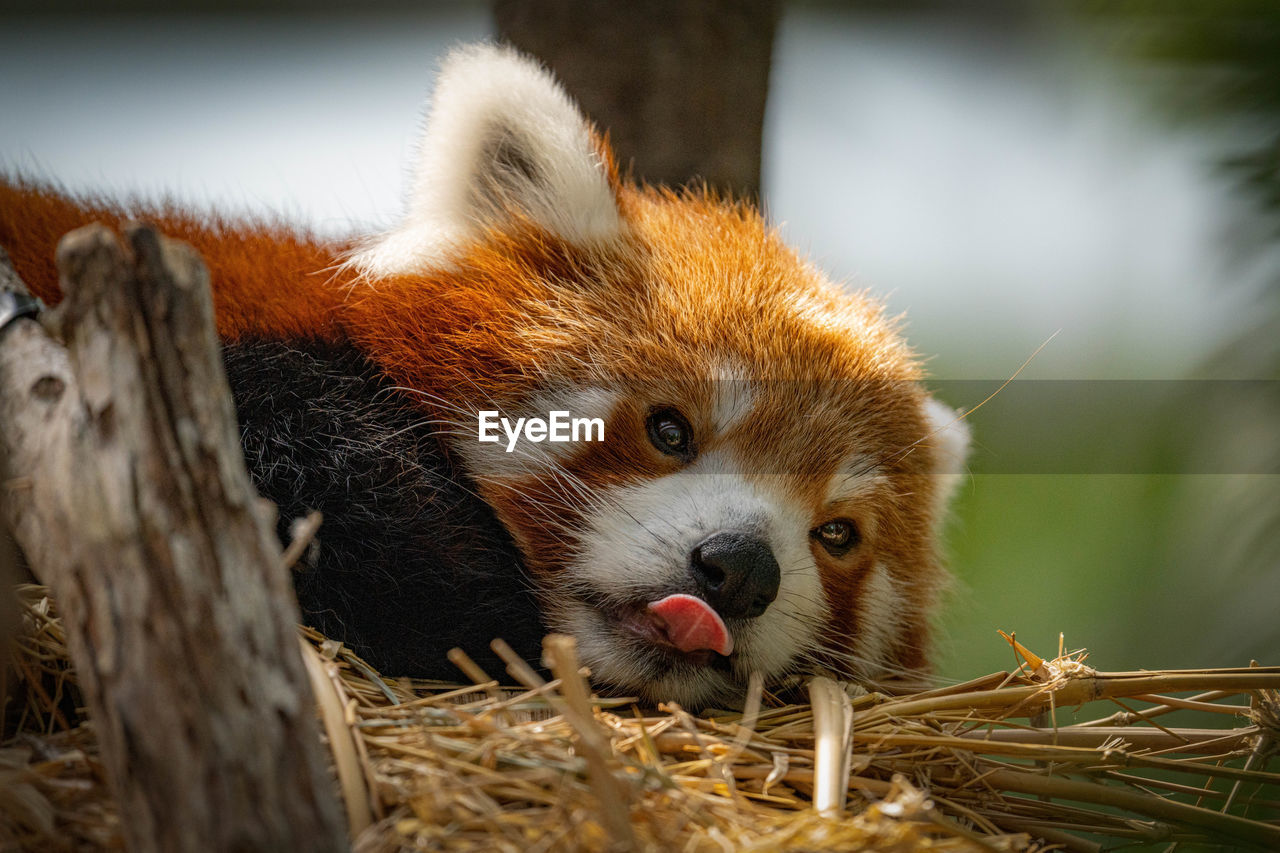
[{"x1": 3, "y1": 585, "x2": 1278, "y2": 852}]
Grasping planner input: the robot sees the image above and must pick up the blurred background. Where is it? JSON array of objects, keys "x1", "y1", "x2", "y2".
[{"x1": 1, "y1": 0, "x2": 1275, "y2": 682}]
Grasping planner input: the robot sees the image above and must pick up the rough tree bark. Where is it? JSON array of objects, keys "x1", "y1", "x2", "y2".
[
  {"x1": 495, "y1": 0, "x2": 779, "y2": 200},
  {"x1": 0, "y1": 227, "x2": 346, "y2": 853}
]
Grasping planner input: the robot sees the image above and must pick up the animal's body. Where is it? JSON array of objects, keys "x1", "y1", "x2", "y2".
[{"x1": 1, "y1": 44, "x2": 968, "y2": 705}]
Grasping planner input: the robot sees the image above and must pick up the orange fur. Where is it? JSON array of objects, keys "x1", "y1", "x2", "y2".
[
  {"x1": 2, "y1": 159, "x2": 950, "y2": 687},
  {"x1": 0, "y1": 177, "x2": 351, "y2": 344},
  {"x1": 335, "y1": 185, "x2": 946, "y2": 678}
]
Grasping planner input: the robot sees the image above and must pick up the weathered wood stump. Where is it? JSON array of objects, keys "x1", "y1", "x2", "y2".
[{"x1": 0, "y1": 225, "x2": 346, "y2": 853}]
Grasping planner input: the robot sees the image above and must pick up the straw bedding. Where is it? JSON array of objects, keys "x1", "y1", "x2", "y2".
[{"x1": 3, "y1": 584, "x2": 1277, "y2": 851}]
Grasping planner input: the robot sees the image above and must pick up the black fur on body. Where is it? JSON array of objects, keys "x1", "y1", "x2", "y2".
[{"x1": 223, "y1": 340, "x2": 546, "y2": 679}]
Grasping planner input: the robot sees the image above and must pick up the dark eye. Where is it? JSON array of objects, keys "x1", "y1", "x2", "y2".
[
  {"x1": 812, "y1": 520, "x2": 859, "y2": 556},
  {"x1": 646, "y1": 407, "x2": 695, "y2": 460}
]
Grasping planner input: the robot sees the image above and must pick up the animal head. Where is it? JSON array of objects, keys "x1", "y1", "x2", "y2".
[{"x1": 342, "y1": 44, "x2": 969, "y2": 706}]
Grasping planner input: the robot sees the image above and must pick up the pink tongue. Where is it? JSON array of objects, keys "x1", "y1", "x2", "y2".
[{"x1": 647, "y1": 594, "x2": 734, "y2": 656}]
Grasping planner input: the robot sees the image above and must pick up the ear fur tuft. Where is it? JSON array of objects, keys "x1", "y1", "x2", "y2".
[
  {"x1": 923, "y1": 396, "x2": 971, "y2": 523},
  {"x1": 348, "y1": 43, "x2": 622, "y2": 278}
]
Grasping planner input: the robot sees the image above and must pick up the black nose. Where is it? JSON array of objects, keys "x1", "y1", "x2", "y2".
[{"x1": 690, "y1": 531, "x2": 781, "y2": 619}]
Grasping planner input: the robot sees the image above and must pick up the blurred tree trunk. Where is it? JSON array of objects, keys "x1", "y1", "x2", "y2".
[{"x1": 495, "y1": 0, "x2": 779, "y2": 201}]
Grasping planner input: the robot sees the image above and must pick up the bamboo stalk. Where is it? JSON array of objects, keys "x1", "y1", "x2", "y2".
[
  {"x1": 807, "y1": 677, "x2": 854, "y2": 817},
  {"x1": 956, "y1": 725, "x2": 1258, "y2": 753},
  {"x1": 300, "y1": 638, "x2": 374, "y2": 837},
  {"x1": 860, "y1": 670, "x2": 1280, "y2": 728},
  {"x1": 983, "y1": 768, "x2": 1280, "y2": 847}
]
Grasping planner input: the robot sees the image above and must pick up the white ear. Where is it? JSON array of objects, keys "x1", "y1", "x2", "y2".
[
  {"x1": 923, "y1": 397, "x2": 970, "y2": 522},
  {"x1": 348, "y1": 43, "x2": 624, "y2": 278}
]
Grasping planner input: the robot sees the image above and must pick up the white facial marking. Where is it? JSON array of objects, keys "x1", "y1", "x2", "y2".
[
  {"x1": 825, "y1": 452, "x2": 887, "y2": 508},
  {"x1": 563, "y1": 602, "x2": 727, "y2": 706},
  {"x1": 851, "y1": 562, "x2": 901, "y2": 678},
  {"x1": 709, "y1": 369, "x2": 755, "y2": 436},
  {"x1": 565, "y1": 450, "x2": 826, "y2": 705},
  {"x1": 454, "y1": 386, "x2": 619, "y2": 482}
]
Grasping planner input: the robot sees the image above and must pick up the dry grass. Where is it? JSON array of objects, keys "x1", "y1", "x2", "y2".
[{"x1": 3, "y1": 583, "x2": 1278, "y2": 852}]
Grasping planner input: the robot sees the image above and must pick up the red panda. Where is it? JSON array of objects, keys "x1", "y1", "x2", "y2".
[{"x1": 0, "y1": 44, "x2": 968, "y2": 706}]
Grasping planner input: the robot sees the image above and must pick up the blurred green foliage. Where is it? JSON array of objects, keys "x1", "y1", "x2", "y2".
[
  {"x1": 1076, "y1": 0, "x2": 1280, "y2": 250},
  {"x1": 936, "y1": 0, "x2": 1280, "y2": 682}
]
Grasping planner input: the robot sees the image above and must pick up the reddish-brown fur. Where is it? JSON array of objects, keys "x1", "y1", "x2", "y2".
[
  {"x1": 1, "y1": 172, "x2": 948, "y2": 683},
  {"x1": 0, "y1": 179, "x2": 350, "y2": 344}
]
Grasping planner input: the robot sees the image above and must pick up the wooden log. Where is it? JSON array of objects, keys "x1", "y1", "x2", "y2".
[{"x1": 0, "y1": 226, "x2": 346, "y2": 853}]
